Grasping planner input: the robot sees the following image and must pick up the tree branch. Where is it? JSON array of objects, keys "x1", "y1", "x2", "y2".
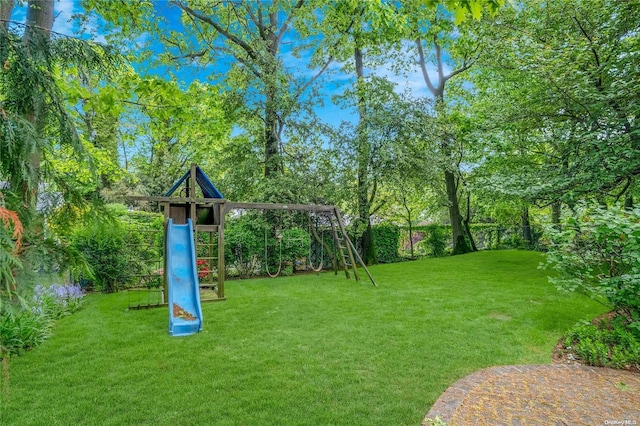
[
  {"x1": 415, "y1": 38, "x2": 437, "y2": 95},
  {"x1": 369, "y1": 177, "x2": 377, "y2": 205},
  {"x1": 612, "y1": 177, "x2": 632, "y2": 203},
  {"x1": 169, "y1": 49, "x2": 207, "y2": 61},
  {"x1": 444, "y1": 59, "x2": 474, "y2": 82},
  {"x1": 275, "y1": 0, "x2": 304, "y2": 49},
  {"x1": 245, "y1": 2, "x2": 264, "y2": 39},
  {"x1": 370, "y1": 200, "x2": 387, "y2": 216},
  {"x1": 434, "y1": 35, "x2": 445, "y2": 91},
  {"x1": 291, "y1": 55, "x2": 333, "y2": 103},
  {"x1": 171, "y1": 1, "x2": 259, "y2": 62},
  {"x1": 573, "y1": 15, "x2": 601, "y2": 85}
]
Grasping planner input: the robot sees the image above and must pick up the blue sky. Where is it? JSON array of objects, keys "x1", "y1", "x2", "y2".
[{"x1": 10, "y1": 1, "x2": 447, "y2": 128}]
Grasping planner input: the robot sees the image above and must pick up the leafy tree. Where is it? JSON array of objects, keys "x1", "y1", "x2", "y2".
[
  {"x1": 332, "y1": 82, "x2": 433, "y2": 263},
  {"x1": 319, "y1": 0, "x2": 410, "y2": 264},
  {"x1": 0, "y1": 1, "x2": 118, "y2": 298},
  {"x1": 161, "y1": 1, "x2": 329, "y2": 180},
  {"x1": 125, "y1": 77, "x2": 233, "y2": 198},
  {"x1": 85, "y1": 0, "x2": 351, "y2": 211},
  {"x1": 544, "y1": 204, "x2": 640, "y2": 319},
  {"x1": 55, "y1": 66, "x2": 132, "y2": 204},
  {"x1": 470, "y1": 0, "x2": 640, "y2": 211},
  {"x1": 391, "y1": 1, "x2": 484, "y2": 254},
  {"x1": 0, "y1": 1, "x2": 118, "y2": 211}
]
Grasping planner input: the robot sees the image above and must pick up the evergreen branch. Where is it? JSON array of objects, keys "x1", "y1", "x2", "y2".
[{"x1": 0, "y1": 19, "x2": 105, "y2": 44}]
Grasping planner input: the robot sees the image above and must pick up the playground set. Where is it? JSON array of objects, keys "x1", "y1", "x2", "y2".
[{"x1": 129, "y1": 164, "x2": 375, "y2": 336}]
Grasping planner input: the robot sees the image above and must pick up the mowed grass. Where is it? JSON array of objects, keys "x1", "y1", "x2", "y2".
[{"x1": 2, "y1": 251, "x2": 605, "y2": 425}]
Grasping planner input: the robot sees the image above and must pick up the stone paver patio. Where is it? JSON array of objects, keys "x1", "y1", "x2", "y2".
[{"x1": 423, "y1": 364, "x2": 640, "y2": 425}]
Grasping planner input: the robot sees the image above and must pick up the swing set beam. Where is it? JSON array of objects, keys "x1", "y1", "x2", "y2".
[
  {"x1": 128, "y1": 196, "x2": 377, "y2": 294},
  {"x1": 129, "y1": 196, "x2": 338, "y2": 214}
]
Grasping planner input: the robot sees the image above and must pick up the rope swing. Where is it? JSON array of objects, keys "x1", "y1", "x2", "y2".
[
  {"x1": 307, "y1": 213, "x2": 323, "y2": 272},
  {"x1": 264, "y1": 227, "x2": 283, "y2": 278}
]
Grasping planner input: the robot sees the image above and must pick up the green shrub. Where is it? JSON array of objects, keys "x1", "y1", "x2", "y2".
[
  {"x1": 564, "y1": 315, "x2": 640, "y2": 369},
  {"x1": 280, "y1": 265, "x2": 294, "y2": 276},
  {"x1": 225, "y1": 214, "x2": 266, "y2": 278},
  {"x1": 425, "y1": 224, "x2": 447, "y2": 257},
  {"x1": 282, "y1": 227, "x2": 310, "y2": 267},
  {"x1": 72, "y1": 221, "x2": 130, "y2": 293},
  {"x1": 1, "y1": 283, "x2": 85, "y2": 359},
  {"x1": 372, "y1": 224, "x2": 400, "y2": 263},
  {"x1": 0, "y1": 307, "x2": 51, "y2": 359},
  {"x1": 224, "y1": 214, "x2": 313, "y2": 277},
  {"x1": 544, "y1": 203, "x2": 640, "y2": 318},
  {"x1": 499, "y1": 232, "x2": 525, "y2": 249}
]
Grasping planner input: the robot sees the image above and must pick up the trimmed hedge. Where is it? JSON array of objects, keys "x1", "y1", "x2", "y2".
[{"x1": 372, "y1": 224, "x2": 400, "y2": 264}]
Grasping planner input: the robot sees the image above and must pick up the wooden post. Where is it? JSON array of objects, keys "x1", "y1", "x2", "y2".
[
  {"x1": 162, "y1": 202, "x2": 169, "y2": 223},
  {"x1": 208, "y1": 230, "x2": 214, "y2": 286},
  {"x1": 189, "y1": 163, "x2": 197, "y2": 223},
  {"x1": 217, "y1": 202, "x2": 226, "y2": 299},
  {"x1": 334, "y1": 208, "x2": 360, "y2": 282},
  {"x1": 163, "y1": 219, "x2": 169, "y2": 304},
  {"x1": 327, "y1": 211, "x2": 348, "y2": 278}
]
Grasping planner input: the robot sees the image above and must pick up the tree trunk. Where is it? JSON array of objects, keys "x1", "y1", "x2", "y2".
[
  {"x1": 408, "y1": 221, "x2": 414, "y2": 258},
  {"x1": 521, "y1": 204, "x2": 532, "y2": 246},
  {"x1": 360, "y1": 220, "x2": 376, "y2": 265},
  {"x1": 22, "y1": 0, "x2": 55, "y2": 209},
  {"x1": 416, "y1": 34, "x2": 475, "y2": 256},
  {"x1": 24, "y1": 0, "x2": 54, "y2": 43},
  {"x1": 264, "y1": 88, "x2": 280, "y2": 179},
  {"x1": 263, "y1": 11, "x2": 280, "y2": 179},
  {"x1": 462, "y1": 189, "x2": 477, "y2": 251},
  {"x1": 402, "y1": 194, "x2": 414, "y2": 258},
  {"x1": 354, "y1": 45, "x2": 376, "y2": 265},
  {"x1": 551, "y1": 201, "x2": 561, "y2": 226},
  {"x1": 445, "y1": 170, "x2": 471, "y2": 255},
  {"x1": 0, "y1": 0, "x2": 14, "y2": 29}
]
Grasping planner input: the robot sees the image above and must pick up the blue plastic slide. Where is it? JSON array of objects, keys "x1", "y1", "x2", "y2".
[{"x1": 166, "y1": 218, "x2": 203, "y2": 336}]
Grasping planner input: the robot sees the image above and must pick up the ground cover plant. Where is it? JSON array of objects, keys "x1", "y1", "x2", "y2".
[
  {"x1": 2, "y1": 251, "x2": 605, "y2": 425},
  {"x1": 1, "y1": 283, "x2": 84, "y2": 359},
  {"x1": 544, "y1": 204, "x2": 640, "y2": 370},
  {"x1": 562, "y1": 315, "x2": 640, "y2": 371}
]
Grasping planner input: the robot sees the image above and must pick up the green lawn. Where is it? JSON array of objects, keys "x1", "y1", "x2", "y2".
[{"x1": 2, "y1": 251, "x2": 605, "y2": 425}]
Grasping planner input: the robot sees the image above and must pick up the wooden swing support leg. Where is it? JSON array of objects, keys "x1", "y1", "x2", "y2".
[{"x1": 332, "y1": 207, "x2": 377, "y2": 287}]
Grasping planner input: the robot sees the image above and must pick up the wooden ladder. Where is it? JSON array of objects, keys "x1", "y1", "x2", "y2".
[{"x1": 331, "y1": 207, "x2": 377, "y2": 287}]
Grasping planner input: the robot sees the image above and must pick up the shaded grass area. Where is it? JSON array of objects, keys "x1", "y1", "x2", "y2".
[{"x1": 2, "y1": 251, "x2": 605, "y2": 425}]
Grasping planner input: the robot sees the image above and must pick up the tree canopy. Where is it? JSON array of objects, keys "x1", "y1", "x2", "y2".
[{"x1": 1, "y1": 0, "x2": 638, "y2": 290}]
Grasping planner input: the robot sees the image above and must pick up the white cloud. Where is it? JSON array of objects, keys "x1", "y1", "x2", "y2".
[
  {"x1": 369, "y1": 41, "x2": 452, "y2": 100},
  {"x1": 294, "y1": 40, "x2": 453, "y2": 102},
  {"x1": 52, "y1": 0, "x2": 80, "y2": 36}
]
